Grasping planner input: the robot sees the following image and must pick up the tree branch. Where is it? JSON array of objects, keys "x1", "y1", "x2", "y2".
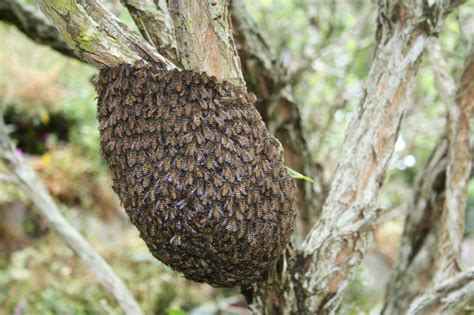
[
  {"x1": 37, "y1": 0, "x2": 175, "y2": 69},
  {"x1": 433, "y1": 45, "x2": 474, "y2": 282},
  {"x1": 0, "y1": 117, "x2": 143, "y2": 315},
  {"x1": 288, "y1": 2, "x2": 457, "y2": 313},
  {"x1": 382, "y1": 137, "x2": 449, "y2": 314},
  {"x1": 382, "y1": 32, "x2": 474, "y2": 315},
  {"x1": 428, "y1": 39, "x2": 457, "y2": 103},
  {"x1": 120, "y1": 0, "x2": 179, "y2": 65},
  {"x1": 166, "y1": 0, "x2": 245, "y2": 86},
  {"x1": 0, "y1": 0, "x2": 76, "y2": 59},
  {"x1": 406, "y1": 267, "x2": 474, "y2": 315}
]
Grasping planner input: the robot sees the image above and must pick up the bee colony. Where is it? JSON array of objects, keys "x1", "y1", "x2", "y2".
[{"x1": 96, "y1": 62, "x2": 296, "y2": 287}]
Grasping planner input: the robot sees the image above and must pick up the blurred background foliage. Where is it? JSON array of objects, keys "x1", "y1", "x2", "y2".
[{"x1": 0, "y1": 0, "x2": 473, "y2": 314}]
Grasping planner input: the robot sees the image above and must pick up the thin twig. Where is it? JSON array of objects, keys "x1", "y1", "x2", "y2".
[{"x1": 0, "y1": 119, "x2": 143, "y2": 315}]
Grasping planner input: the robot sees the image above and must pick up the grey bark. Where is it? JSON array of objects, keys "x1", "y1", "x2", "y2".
[{"x1": 383, "y1": 38, "x2": 474, "y2": 315}]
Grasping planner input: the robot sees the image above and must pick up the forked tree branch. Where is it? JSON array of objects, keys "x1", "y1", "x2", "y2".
[{"x1": 0, "y1": 118, "x2": 143, "y2": 315}]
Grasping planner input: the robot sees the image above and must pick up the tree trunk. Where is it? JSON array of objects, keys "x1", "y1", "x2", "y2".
[
  {"x1": 249, "y1": 1, "x2": 458, "y2": 313},
  {"x1": 383, "y1": 39, "x2": 474, "y2": 315}
]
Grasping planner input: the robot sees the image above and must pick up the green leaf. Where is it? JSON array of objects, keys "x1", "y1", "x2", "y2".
[
  {"x1": 285, "y1": 166, "x2": 314, "y2": 183},
  {"x1": 166, "y1": 308, "x2": 187, "y2": 315}
]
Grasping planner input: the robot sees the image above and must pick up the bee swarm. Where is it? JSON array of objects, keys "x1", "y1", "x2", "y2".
[{"x1": 97, "y1": 63, "x2": 296, "y2": 287}]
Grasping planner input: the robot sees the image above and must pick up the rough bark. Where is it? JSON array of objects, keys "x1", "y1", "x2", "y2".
[
  {"x1": 166, "y1": 0, "x2": 245, "y2": 86},
  {"x1": 120, "y1": 0, "x2": 179, "y2": 65},
  {"x1": 433, "y1": 46, "x2": 474, "y2": 280},
  {"x1": 247, "y1": 1, "x2": 458, "y2": 314},
  {"x1": 231, "y1": 0, "x2": 322, "y2": 236},
  {"x1": 37, "y1": 0, "x2": 174, "y2": 69},
  {"x1": 406, "y1": 267, "x2": 474, "y2": 315},
  {"x1": 0, "y1": 119, "x2": 143, "y2": 315},
  {"x1": 0, "y1": 0, "x2": 76, "y2": 59},
  {"x1": 382, "y1": 137, "x2": 449, "y2": 314},
  {"x1": 382, "y1": 39, "x2": 474, "y2": 314}
]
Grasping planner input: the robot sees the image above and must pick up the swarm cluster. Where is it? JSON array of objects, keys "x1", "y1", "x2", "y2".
[{"x1": 96, "y1": 63, "x2": 296, "y2": 287}]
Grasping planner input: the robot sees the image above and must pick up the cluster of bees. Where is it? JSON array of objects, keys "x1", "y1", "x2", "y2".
[{"x1": 96, "y1": 63, "x2": 296, "y2": 287}]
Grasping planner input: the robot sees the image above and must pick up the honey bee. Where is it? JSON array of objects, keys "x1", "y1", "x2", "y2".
[
  {"x1": 206, "y1": 185, "x2": 214, "y2": 198},
  {"x1": 184, "y1": 102, "x2": 192, "y2": 115},
  {"x1": 247, "y1": 232, "x2": 257, "y2": 246},
  {"x1": 135, "y1": 184, "x2": 144, "y2": 195},
  {"x1": 170, "y1": 188, "x2": 177, "y2": 199},
  {"x1": 193, "y1": 99, "x2": 205, "y2": 111},
  {"x1": 213, "y1": 175, "x2": 223, "y2": 187},
  {"x1": 142, "y1": 162, "x2": 150, "y2": 175},
  {"x1": 190, "y1": 86, "x2": 199, "y2": 100},
  {"x1": 239, "y1": 200, "x2": 246, "y2": 213},
  {"x1": 235, "y1": 187, "x2": 241, "y2": 199},
  {"x1": 183, "y1": 173, "x2": 193, "y2": 187},
  {"x1": 163, "y1": 72, "x2": 173, "y2": 83},
  {"x1": 207, "y1": 206, "x2": 216, "y2": 219},
  {"x1": 222, "y1": 183, "x2": 231, "y2": 197},
  {"x1": 235, "y1": 122, "x2": 242, "y2": 134},
  {"x1": 235, "y1": 208, "x2": 244, "y2": 221},
  {"x1": 149, "y1": 190, "x2": 156, "y2": 203},
  {"x1": 223, "y1": 167, "x2": 232, "y2": 180},
  {"x1": 169, "y1": 235, "x2": 181, "y2": 247},
  {"x1": 138, "y1": 152, "x2": 146, "y2": 163},
  {"x1": 196, "y1": 134, "x2": 205, "y2": 145},
  {"x1": 169, "y1": 135, "x2": 177, "y2": 147},
  {"x1": 226, "y1": 218, "x2": 237, "y2": 232},
  {"x1": 186, "y1": 157, "x2": 197, "y2": 171},
  {"x1": 193, "y1": 114, "x2": 201, "y2": 127},
  {"x1": 237, "y1": 226, "x2": 245, "y2": 239},
  {"x1": 238, "y1": 136, "x2": 249, "y2": 147},
  {"x1": 107, "y1": 140, "x2": 116, "y2": 151},
  {"x1": 163, "y1": 159, "x2": 171, "y2": 172},
  {"x1": 125, "y1": 94, "x2": 134, "y2": 106},
  {"x1": 196, "y1": 181, "x2": 204, "y2": 196}
]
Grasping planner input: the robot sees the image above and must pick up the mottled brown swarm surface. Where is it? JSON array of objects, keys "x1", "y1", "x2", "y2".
[{"x1": 96, "y1": 63, "x2": 296, "y2": 287}]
